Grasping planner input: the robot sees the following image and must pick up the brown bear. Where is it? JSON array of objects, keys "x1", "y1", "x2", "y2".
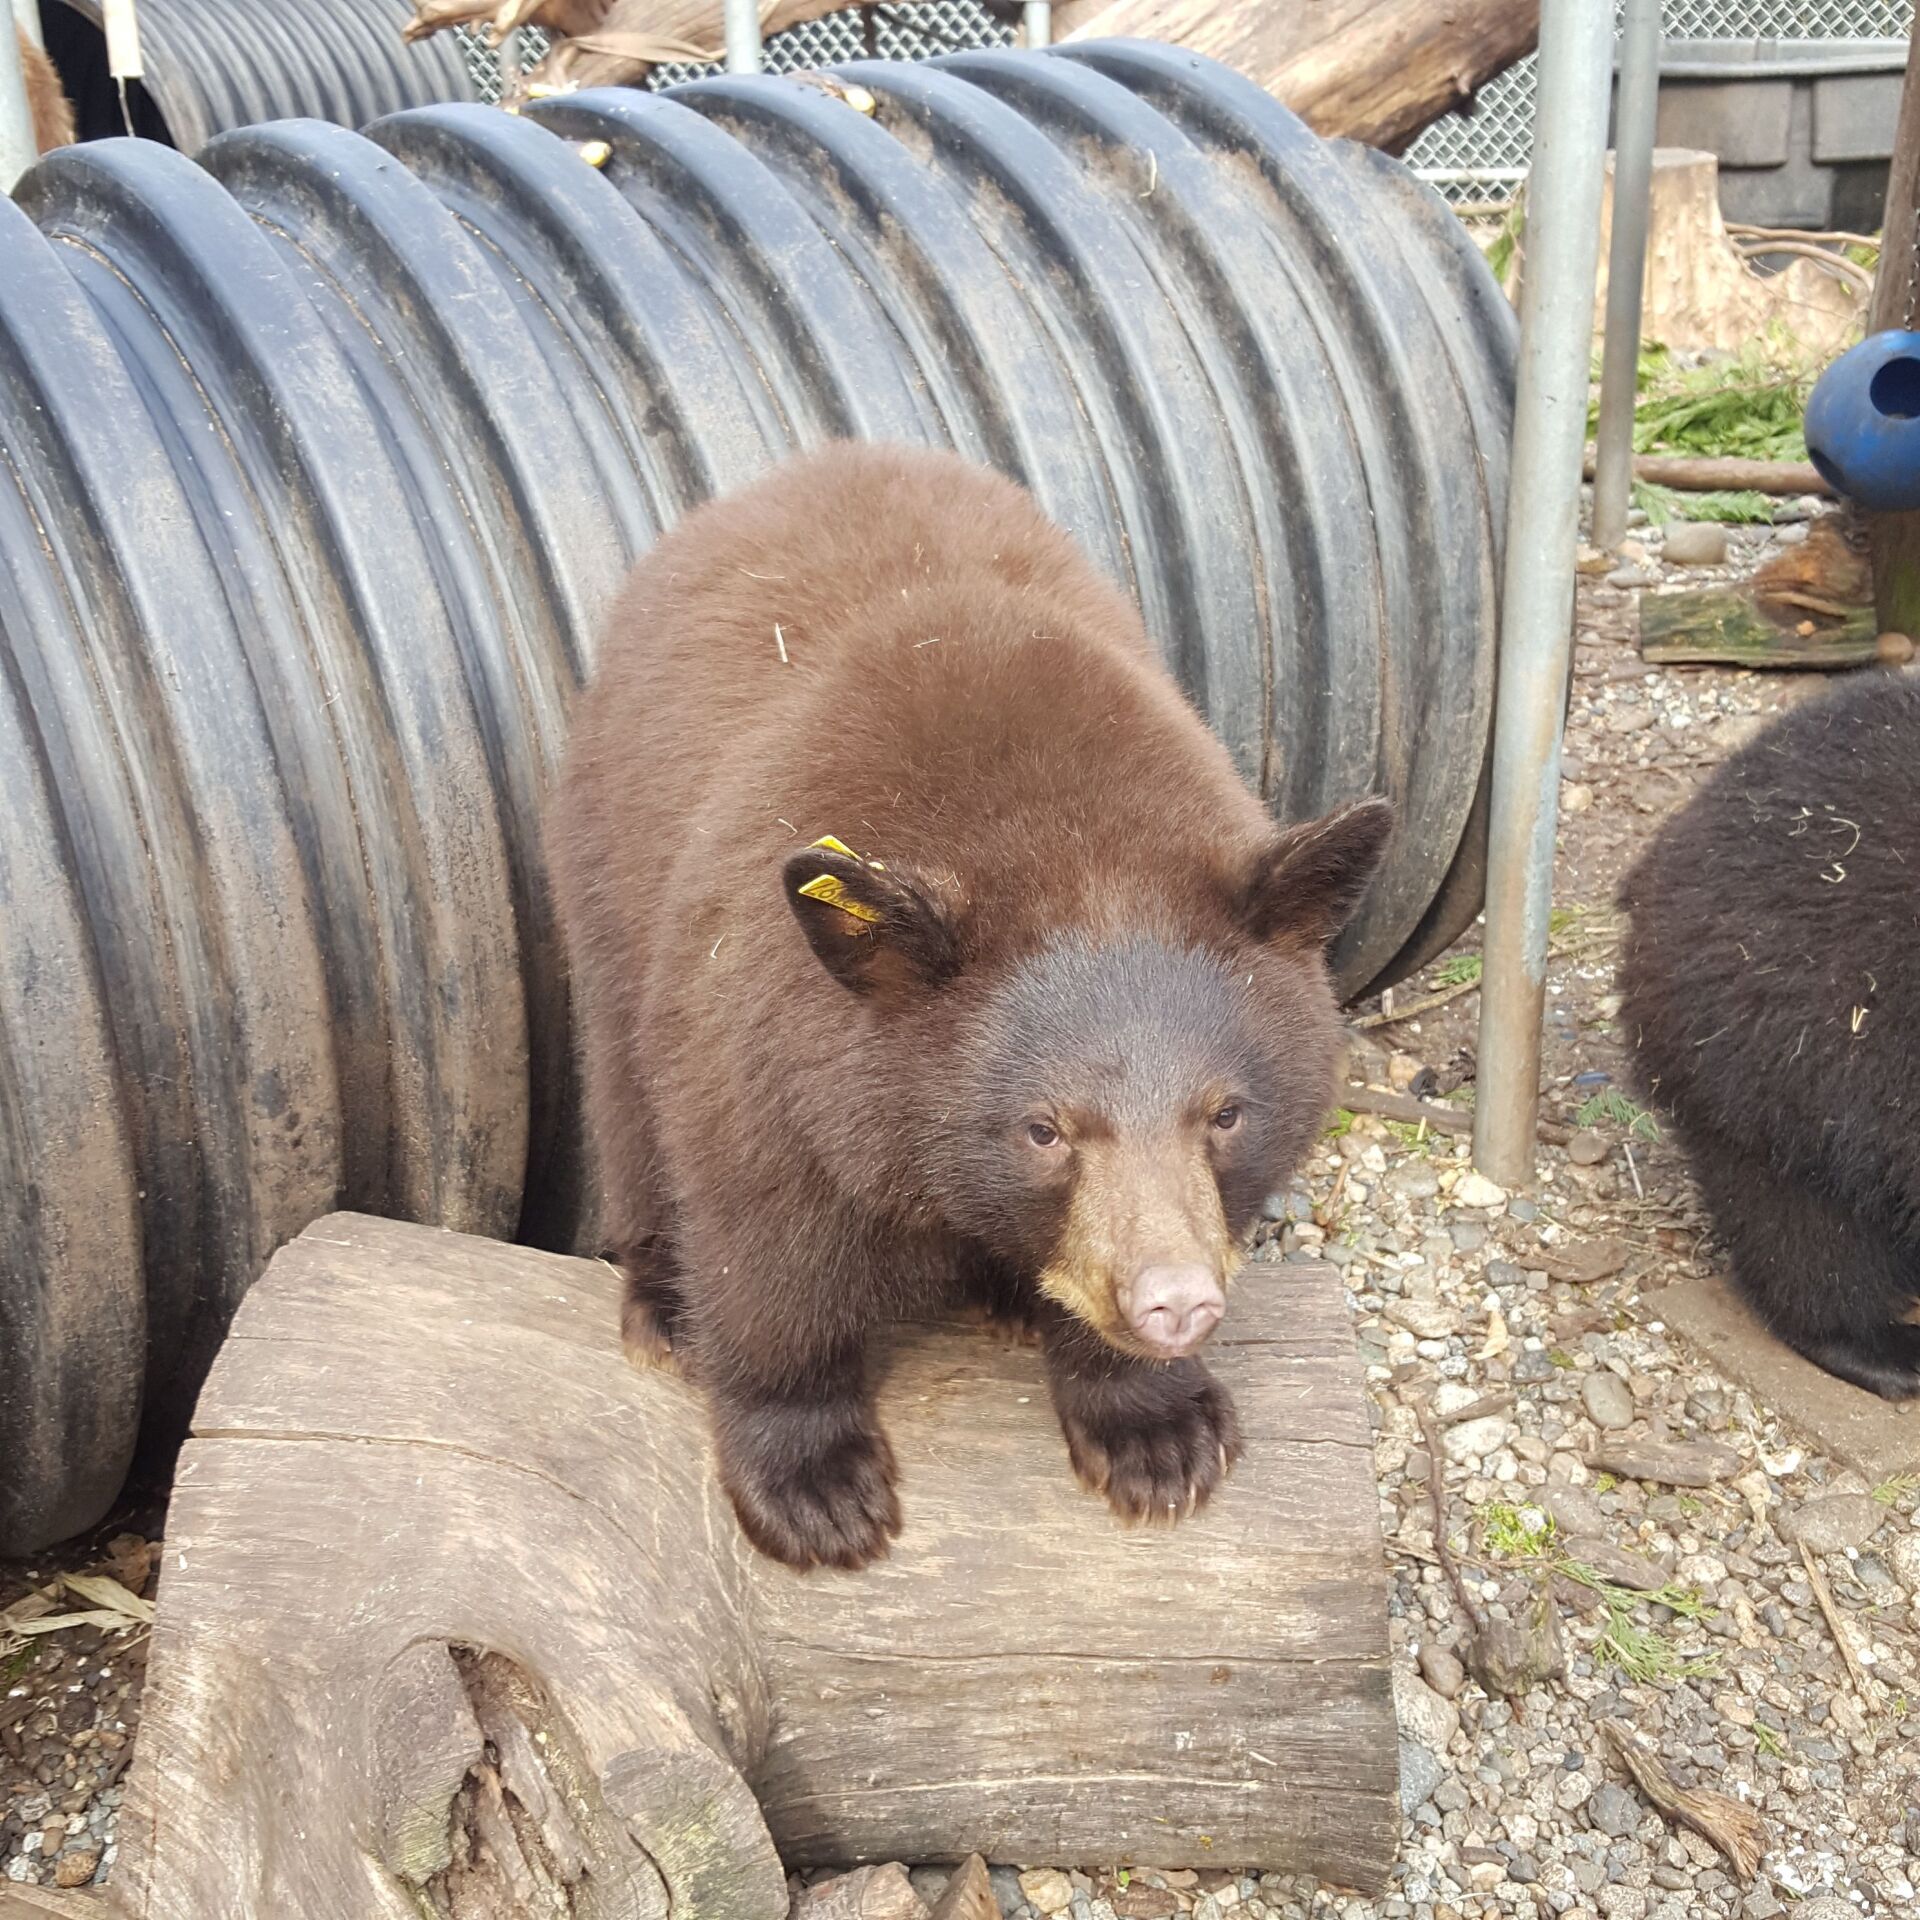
[
  {"x1": 1618, "y1": 668, "x2": 1920, "y2": 1398},
  {"x1": 548, "y1": 443, "x2": 1392, "y2": 1570}
]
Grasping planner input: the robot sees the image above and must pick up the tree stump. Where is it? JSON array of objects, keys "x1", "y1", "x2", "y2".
[{"x1": 113, "y1": 1215, "x2": 1395, "y2": 1916}]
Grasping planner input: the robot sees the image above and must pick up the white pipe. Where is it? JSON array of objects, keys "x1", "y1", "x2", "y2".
[
  {"x1": 724, "y1": 0, "x2": 762, "y2": 73},
  {"x1": 1024, "y1": 3, "x2": 1052, "y2": 47},
  {"x1": 1472, "y1": 0, "x2": 1615, "y2": 1190},
  {"x1": 1, "y1": 5, "x2": 35, "y2": 192},
  {"x1": 1591, "y1": 0, "x2": 1665, "y2": 550},
  {"x1": 13, "y1": 0, "x2": 43, "y2": 51}
]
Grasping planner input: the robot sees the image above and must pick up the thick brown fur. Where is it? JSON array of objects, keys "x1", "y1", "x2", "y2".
[
  {"x1": 548, "y1": 443, "x2": 1392, "y2": 1570},
  {"x1": 20, "y1": 30, "x2": 75, "y2": 153},
  {"x1": 1618, "y1": 669, "x2": 1920, "y2": 1398}
]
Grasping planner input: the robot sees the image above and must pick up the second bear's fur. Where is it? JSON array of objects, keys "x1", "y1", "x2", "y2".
[
  {"x1": 1618, "y1": 669, "x2": 1920, "y2": 1397},
  {"x1": 549, "y1": 443, "x2": 1392, "y2": 1568}
]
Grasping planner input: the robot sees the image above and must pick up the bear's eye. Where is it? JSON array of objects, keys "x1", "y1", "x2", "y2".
[
  {"x1": 1211, "y1": 1104, "x2": 1243, "y2": 1133},
  {"x1": 1027, "y1": 1120, "x2": 1062, "y2": 1149}
]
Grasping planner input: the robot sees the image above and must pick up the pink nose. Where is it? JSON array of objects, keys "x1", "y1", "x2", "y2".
[{"x1": 1123, "y1": 1264, "x2": 1225, "y2": 1356}]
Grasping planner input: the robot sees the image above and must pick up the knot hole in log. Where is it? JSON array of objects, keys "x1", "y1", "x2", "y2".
[{"x1": 368, "y1": 1641, "x2": 781, "y2": 1918}]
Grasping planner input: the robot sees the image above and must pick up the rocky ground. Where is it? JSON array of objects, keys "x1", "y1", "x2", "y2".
[{"x1": 7, "y1": 501, "x2": 1918, "y2": 1916}]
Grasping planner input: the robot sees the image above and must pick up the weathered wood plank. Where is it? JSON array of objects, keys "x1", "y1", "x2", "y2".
[
  {"x1": 117, "y1": 1215, "x2": 1395, "y2": 1913},
  {"x1": 1639, "y1": 586, "x2": 1878, "y2": 669}
]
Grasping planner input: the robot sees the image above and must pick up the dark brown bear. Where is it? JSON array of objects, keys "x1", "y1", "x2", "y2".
[
  {"x1": 1618, "y1": 669, "x2": 1920, "y2": 1398},
  {"x1": 548, "y1": 443, "x2": 1392, "y2": 1570}
]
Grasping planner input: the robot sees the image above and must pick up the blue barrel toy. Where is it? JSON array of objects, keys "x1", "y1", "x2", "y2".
[{"x1": 1805, "y1": 329, "x2": 1920, "y2": 511}]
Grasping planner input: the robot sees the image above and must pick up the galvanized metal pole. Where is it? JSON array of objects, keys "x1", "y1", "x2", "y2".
[
  {"x1": 0, "y1": 2, "x2": 35, "y2": 193},
  {"x1": 724, "y1": 0, "x2": 762, "y2": 73},
  {"x1": 1590, "y1": 0, "x2": 1664, "y2": 550},
  {"x1": 1024, "y1": 3, "x2": 1053, "y2": 47},
  {"x1": 1472, "y1": 0, "x2": 1614, "y2": 1190}
]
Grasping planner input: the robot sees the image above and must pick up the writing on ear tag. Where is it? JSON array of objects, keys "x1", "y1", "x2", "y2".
[{"x1": 797, "y1": 872, "x2": 883, "y2": 924}]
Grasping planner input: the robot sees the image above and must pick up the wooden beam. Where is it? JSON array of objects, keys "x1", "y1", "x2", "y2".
[
  {"x1": 1580, "y1": 452, "x2": 1834, "y2": 497},
  {"x1": 1053, "y1": 0, "x2": 1540, "y2": 153},
  {"x1": 1867, "y1": 10, "x2": 1920, "y2": 637},
  {"x1": 112, "y1": 1215, "x2": 1399, "y2": 1914}
]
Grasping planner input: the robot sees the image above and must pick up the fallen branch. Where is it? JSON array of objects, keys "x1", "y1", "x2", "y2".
[
  {"x1": 1726, "y1": 222, "x2": 1879, "y2": 251},
  {"x1": 1731, "y1": 239, "x2": 1875, "y2": 292},
  {"x1": 1601, "y1": 1718, "x2": 1769, "y2": 1880},
  {"x1": 1581, "y1": 452, "x2": 1834, "y2": 498},
  {"x1": 1433, "y1": 1389, "x2": 1515, "y2": 1428},
  {"x1": 1799, "y1": 1543, "x2": 1872, "y2": 1702},
  {"x1": 1338, "y1": 1084, "x2": 1572, "y2": 1147},
  {"x1": 1352, "y1": 973, "x2": 1482, "y2": 1028},
  {"x1": 1416, "y1": 1400, "x2": 1564, "y2": 1711}
]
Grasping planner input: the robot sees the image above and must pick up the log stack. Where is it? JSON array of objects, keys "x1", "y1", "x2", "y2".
[{"x1": 402, "y1": 0, "x2": 1539, "y2": 148}]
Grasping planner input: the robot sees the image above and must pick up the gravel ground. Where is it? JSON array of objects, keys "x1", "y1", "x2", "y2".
[{"x1": 7, "y1": 504, "x2": 1918, "y2": 1916}]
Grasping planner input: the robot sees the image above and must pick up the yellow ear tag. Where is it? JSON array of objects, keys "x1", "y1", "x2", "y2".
[
  {"x1": 809, "y1": 834, "x2": 860, "y2": 859},
  {"x1": 797, "y1": 871, "x2": 883, "y2": 924}
]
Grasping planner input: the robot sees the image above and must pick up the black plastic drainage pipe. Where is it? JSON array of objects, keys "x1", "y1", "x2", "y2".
[
  {"x1": 0, "y1": 42, "x2": 1515, "y2": 1555},
  {"x1": 41, "y1": 0, "x2": 477, "y2": 151}
]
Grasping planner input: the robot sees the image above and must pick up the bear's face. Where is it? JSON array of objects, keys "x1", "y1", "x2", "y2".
[
  {"x1": 936, "y1": 933, "x2": 1332, "y2": 1359},
  {"x1": 782, "y1": 797, "x2": 1395, "y2": 1360}
]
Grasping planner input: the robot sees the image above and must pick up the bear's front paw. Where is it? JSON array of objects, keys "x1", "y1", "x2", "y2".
[
  {"x1": 1057, "y1": 1362, "x2": 1243, "y2": 1526},
  {"x1": 717, "y1": 1401, "x2": 903, "y2": 1572}
]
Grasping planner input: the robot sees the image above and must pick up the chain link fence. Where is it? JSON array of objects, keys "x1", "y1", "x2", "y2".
[
  {"x1": 1405, "y1": 0, "x2": 1912, "y2": 202},
  {"x1": 457, "y1": 1, "x2": 1909, "y2": 204}
]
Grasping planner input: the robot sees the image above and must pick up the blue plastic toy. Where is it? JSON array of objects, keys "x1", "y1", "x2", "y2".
[{"x1": 1804, "y1": 329, "x2": 1920, "y2": 512}]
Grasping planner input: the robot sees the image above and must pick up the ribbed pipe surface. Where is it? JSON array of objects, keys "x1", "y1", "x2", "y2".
[
  {"x1": 45, "y1": 0, "x2": 475, "y2": 151},
  {"x1": 0, "y1": 43, "x2": 1515, "y2": 1553}
]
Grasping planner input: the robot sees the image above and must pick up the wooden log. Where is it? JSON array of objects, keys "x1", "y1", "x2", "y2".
[
  {"x1": 1638, "y1": 586, "x2": 1877, "y2": 669},
  {"x1": 1579, "y1": 453, "x2": 1834, "y2": 498},
  {"x1": 1588, "y1": 149, "x2": 1866, "y2": 363},
  {"x1": 1054, "y1": 0, "x2": 1540, "y2": 154},
  {"x1": 411, "y1": 0, "x2": 1537, "y2": 145},
  {"x1": 114, "y1": 1215, "x2": 1396, "y2": 1917}
]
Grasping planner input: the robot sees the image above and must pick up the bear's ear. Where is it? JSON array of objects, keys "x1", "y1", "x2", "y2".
[
  {"x1": 783, "y1": 847, "x2": 959, "y2": 999},
  {"x1": 1239, "y1": 797, "x2": 1394, "y2": 951}
]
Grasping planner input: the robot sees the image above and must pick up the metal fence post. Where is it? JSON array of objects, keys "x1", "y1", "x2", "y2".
[
  {"x1": 1591, "y1": 0, "x2": 1664, "y2": 550},
  {"x1": 1472, "y1": 0, "x2": 1614, "y2": 1190},
  {"x1": 1, "y1": 3, "x2": 34, "y2": 192},
  {"x1": 724, "y1": 0, "x2": 762, "y2": 73},
  {"x1": 1024, "y1": 3, "x2": 1053, "y2": 46}
]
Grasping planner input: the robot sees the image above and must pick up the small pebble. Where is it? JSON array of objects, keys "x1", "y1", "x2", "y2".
[{"x1": 1582, "y1": 1372, "x2": 1636, "y2": 1432}]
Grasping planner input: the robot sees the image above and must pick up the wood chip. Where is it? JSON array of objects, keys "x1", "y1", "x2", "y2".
[
  {"x1": 1586, "y1": 1438, "x2": 1743, "y2": 1487},
  {"x1": 1540, "y1": 1238, "x2": 1629, "y2": 1285},
  {"x1": 1601, "y1": 1717, "x2": 1769, "y2": 1881},
  {"x1": 929, "y1": 1856, "x2": 998, "y2": 1920},
  {"x1": 1798, "y1": 1543, "x2": 1872, "y2": 1701}
]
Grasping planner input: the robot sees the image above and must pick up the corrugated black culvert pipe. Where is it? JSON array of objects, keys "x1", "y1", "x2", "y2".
[
  {"x1": 40, "y1": 0, "x2": 476, "y2": 150},
  {"x1": 0, "y1": 41, "x2": 1516, "y2": 1555}
]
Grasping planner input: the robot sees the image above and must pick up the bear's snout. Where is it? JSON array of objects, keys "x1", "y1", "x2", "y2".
[{"x1": 1119, "y1": 1263, "x2": 1225, "y2": 1357}]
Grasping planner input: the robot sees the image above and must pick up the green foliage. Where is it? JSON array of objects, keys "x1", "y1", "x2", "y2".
[
  {"x1": 1482, "y1": 200, "x2": 1525, "y2": 284},
  {"x1": 1324, "y1": 1107, "x2": 1356, "y2": 1138},
  {"x1": 1679, "y1": 489, "x2": 1777, "y2": 525},
  {"x1": 1590, "y1": 341, "x2": 1814, "y2": 465},
  {"x1": 1482, "y1": 1502, "x2": 1557, "y2": 1559},
  {"x1": 1873, "y1": 1473, "x2": 1920, "y2": 1508},
  {"x1": 1434, "y1": 952, "x2": 1483, "y2": 989},
  {"x1": 1753, "y1": 1722, "x2": 1786, "y2": 1760},
  {"x1": 1576, "y1": 1089, "x2": 1662, "y2": 1143},
  {"x1": 1559, "y1": 1564, "x2": 1720, "y2": 1683}
]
